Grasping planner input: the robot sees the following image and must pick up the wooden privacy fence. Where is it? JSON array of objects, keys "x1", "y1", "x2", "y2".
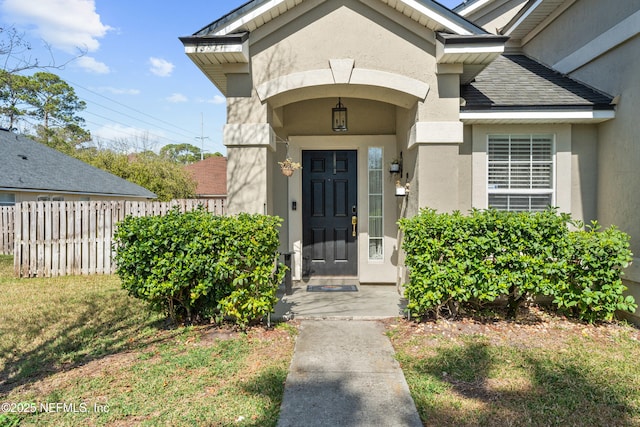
[
  {"x1": 13, "y1": 199, "x2": 226, "y2": 278},
  {"x1": 1, "y1": 206, "x2": 14, "y2": 255}
]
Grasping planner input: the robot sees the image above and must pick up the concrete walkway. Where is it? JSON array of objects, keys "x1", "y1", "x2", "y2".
[{"x1": 277, "y1": 320, "x2": 423, "y2": 427}]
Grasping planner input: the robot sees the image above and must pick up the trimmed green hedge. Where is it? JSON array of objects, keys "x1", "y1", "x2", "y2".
[
  {"x1": 399, "y1": 208, "x2": 636, "y2": 322},
  {"x1": 113, "y1": 208, "x2": 286, "y2": 327}
]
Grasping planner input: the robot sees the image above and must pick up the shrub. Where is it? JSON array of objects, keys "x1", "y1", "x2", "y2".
[
  {"x1": 113, "y1": 208, "x2": 286, "y2": 327},
  {"x1": 399, "y1": 208, "x2": 636, "y2": 322},
  {"x1": 554, "y1": 222, "x2": 635, "y2": 322}
]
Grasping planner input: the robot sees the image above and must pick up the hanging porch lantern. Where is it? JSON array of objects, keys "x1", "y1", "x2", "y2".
[{"x1": 332, "y1": 97, "x2": 347, "y2": 132}]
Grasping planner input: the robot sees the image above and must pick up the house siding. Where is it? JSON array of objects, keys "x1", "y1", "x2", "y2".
[
  {"x1": 522, "y1": 0, "x2": 640, "y2": 68},
  {"x1": 520, "y1": 1, "x2": 640, "y2": 307}
]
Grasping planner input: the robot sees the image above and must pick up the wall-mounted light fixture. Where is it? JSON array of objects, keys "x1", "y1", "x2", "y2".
[
  {"x1": 390, "y1": 151, "x2": 402, "y2": 175},
  {"x1": 332, "y1": 97, "x2": 347, "y2": 132}
]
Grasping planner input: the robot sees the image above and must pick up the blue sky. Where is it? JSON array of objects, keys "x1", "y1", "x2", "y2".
[{"x1": 0, "y1": 0, "x2": 462, "y2": 156}]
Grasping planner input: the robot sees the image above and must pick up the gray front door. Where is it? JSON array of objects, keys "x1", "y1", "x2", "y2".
[{"x1": 302, "y1": 150, "x2": 358, "y2": 277}]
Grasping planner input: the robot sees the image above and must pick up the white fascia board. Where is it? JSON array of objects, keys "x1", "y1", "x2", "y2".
[
  {"x1": 553, "y1": 10, "x2": 640, "y2": 74},
  {"x1": 184, "y1": 43, "x2": 245, "y2": 55},
  {"x1": 214, "y1": 0, "x2": 288, "y2": 36},
  {"x1": 457, "y1": 0, "x2": 494, "y2": 17},
  {"x1": 503, "y1": 0, "x2": 544, "y2": 36},
  {"x1": 399, "y1": 0, "x2": 474, "y2": 35},
  {"x1": 460, "y1": 110, "x2": 615, "y2": 121},
  {"x1": 442, "y1": 44, "x2": 505, "y2": 54}
]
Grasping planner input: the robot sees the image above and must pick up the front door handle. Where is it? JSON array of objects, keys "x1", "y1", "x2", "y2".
[{"x1": 351, "y1": 215, "x2": 357, "y2": 237}]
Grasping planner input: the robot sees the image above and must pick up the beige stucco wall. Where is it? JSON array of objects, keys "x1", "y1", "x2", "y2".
[
  {"x1": 226, "y1": 145, "x2": 271, "y2": 215},
  {"x1": 396, "y1": 105, "x2": 419, "y2": 219},
  {"x1": 570, "y1": 124, "x2": 598, "y2": 224},
  {"x1": 523, "y1": 0, "x2": 640, "y2": 68},
  {"x1": 520, "y1": 0, "x2": 640, "y2": 320},
  {"x1": 459, "y1": 125, "x2": 474, "y2": 213},
  {"x1": 281, "y1": 98, "x2": 396, "y2": 136},
  {"x1": 250, "y1": 0, "x2": 436, "y2": 89}
]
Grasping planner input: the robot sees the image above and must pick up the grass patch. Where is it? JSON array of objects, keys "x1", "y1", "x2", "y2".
[
  {"x1": 387, "y1": 316, "x2": 640, "y2": 427},
  {"x1": 0, "y1": 256, "x2": 295, "y2": 426}
]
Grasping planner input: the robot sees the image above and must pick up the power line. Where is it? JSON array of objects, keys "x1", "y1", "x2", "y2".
[
  {"x1": 66, "y1": 78, "x2": 200, "y2": 138},
  {"x1": 82, "y1": 112, "x2": 175, "y2": 146},
  {"x1": 80, "y1": 94, "x2": 196, "y2": 141},
  {"x1": 2, "y1": 56, "x2": 222, "y2": 150}
]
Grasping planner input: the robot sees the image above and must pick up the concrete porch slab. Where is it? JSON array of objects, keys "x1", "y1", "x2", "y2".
[{"x1": 273, "y1": 283, "x2": 408, "y2": 320}]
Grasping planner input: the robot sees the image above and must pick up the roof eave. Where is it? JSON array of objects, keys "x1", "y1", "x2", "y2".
[
  {"x1": 436, "y1": 33, "x2": 509, "y2": 82},
  {"x1": 194, "y1": 0, "x2": 492, "y2": 38},
  {"x1": 180, "y1": 32, "x2": 250, "y2": 96},
  {"x1": 459, "y1": 107, "x2": 615, "y2": 124}
]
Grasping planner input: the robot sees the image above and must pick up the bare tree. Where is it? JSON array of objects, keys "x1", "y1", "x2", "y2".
[{"x1": 0, "y1": 25, "x2": 86, "y2": 74}]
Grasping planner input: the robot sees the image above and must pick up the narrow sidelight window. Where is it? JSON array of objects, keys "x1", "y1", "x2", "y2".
[{"x1": 368, "y1": 147, "x2": 383, "y2": 260}]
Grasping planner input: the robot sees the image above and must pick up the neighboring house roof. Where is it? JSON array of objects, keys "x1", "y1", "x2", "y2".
[
  {"x1": 0, "y1": 130, "x2": 156, "y2": 199},
  {"x1": 184, "y1": 156, "x2": 227, "y2": 197},
  {"x1": 461, "y1": 54, "x2": 614, "y2": 110}
]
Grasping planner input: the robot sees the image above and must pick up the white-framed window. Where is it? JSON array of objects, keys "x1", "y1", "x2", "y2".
[
  {"x1": 0, "y1": 193, "x2": 16, "y2": 206},
  {"x1": 36, "y1": 195, "x2": 65, "y2": 202},
  {"x1": 487, "y1": 134, "x2": 555, "y2": 212},
  {"x1": 368, "y1": 147, "x2": 383, "y2": 260}
]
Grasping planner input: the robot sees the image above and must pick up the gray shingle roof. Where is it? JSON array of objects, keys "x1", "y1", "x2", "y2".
[
  {"x1": 461, "y1": 55, "x2": 614, "y2": 110},
  {"x1": 0, "y1": 130, "x2": 156, "y2": 199}
]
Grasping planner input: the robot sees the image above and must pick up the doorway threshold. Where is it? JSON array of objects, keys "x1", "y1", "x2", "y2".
[{"x1": 300, "y1": 277, "x2": 359, "y2": 287}]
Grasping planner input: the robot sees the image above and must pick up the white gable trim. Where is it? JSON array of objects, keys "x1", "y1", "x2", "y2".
[
  {"x1": 212, "y1": 0, "x2": 482, "y2": 37},
  {"x1": 398, "y1": 0, "x2": 473, "y2": 35},
  {"x1": 552, "y1": 10, "x2": 640, "y2": 74},
  {"x1": 456, "y1": 0, "x2": 494, "y2": 17},
  {"x1": 503, "y1": 0, "x2": 543, "y2": 36},
  {"x1": 214, "y1": 0, "x2": 291, "y2": 36}
]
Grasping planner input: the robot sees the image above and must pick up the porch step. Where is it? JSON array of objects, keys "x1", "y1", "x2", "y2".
[{"x1": 298, "y1": 277, "x2": 359, "y2": 287}]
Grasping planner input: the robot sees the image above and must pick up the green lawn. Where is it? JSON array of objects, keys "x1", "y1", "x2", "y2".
[
  {"x1": 0, "y1": 255, "x2": 295, "y2": 426},
  {"x1": 387, "y1": 314, "x2": 640, "y2": 427}
]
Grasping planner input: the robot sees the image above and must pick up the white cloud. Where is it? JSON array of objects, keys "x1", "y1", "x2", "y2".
[
  {"x1": 96, "y1": 87, "x2": 141, "y2": 96},
  {"x1": 197, "y1": 95, "x2": 226, "y2": 105},
  {"x1": 167, "y1": 93, "x2": 188, "y2": 103},
  {"x1": 75, "y1": 56, "x2": 109, "y2": 74},
  {"x1": 2, "y1": 0, "x2": 112, "y2": 53},
  {"x1": 149, "y1": 57, "x2": 174, "y2": 77}
]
